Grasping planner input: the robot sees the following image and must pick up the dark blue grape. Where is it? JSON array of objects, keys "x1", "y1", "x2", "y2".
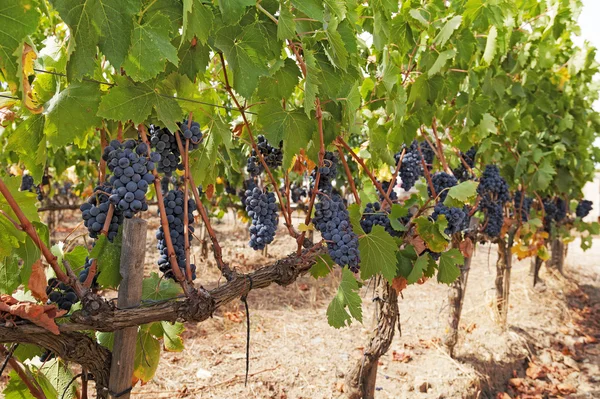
[
  {"x1": 576, "y1": 199, "x2": 593, "y2": 218},
  {"x1": 513, "y1": 191, "x2": 533, "y2": 222},
  {"x1": 429, "y1": 172, "x2": 458, "y2": 202},
  {"x1": 245, "y1": 187, "x2": 278, "y2": 250},
  {"x1": 431, "y1": 203, "x2": 466, "y2": 235}
]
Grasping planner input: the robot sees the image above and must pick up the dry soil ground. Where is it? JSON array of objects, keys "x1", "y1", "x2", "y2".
[{"x1": 8, "y1": 208, "x2": 600, "y2": 398}]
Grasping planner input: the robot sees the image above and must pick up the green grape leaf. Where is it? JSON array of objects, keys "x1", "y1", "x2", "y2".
[
  {"x1": 434, "y1": 16, "x2": 462, "y2": 48},
  {"x1": 123, "y1": 13, "x2": 179, "y2": 82},
  {"x1": 161, "y1": 321, "x2": 185, "y2": 351},
  {"x1": 277, "y1": 4, "x2": 296, "y2": 40},
  {"x1": 415, "y1": 216, "x2": 448, "y2": 253},
  {"x1": 396, "y1": 245, "x2": 417, "y2": 279},
  {"x1": 388, "y1": 204, "x2": 409, "y2": 232},
  {"x1": 482, "y1": 25, "x2": 498, "y2": 65},
  {"x1": 64, "y1": 246, "x2": 89, "y2": 272},
  {"x1": 15, "y1": 236, "x2": 41, "y2": 289},
  {"x1": 347, "y1": 203, "x2": 365, "y2": 235},
  {"x1": 444, "y1": 180, "x2": 479, "y2": 207},
  {"x1": 51, "y1": 0, "x2": 99, "y2": 80},
  {"x1": 90, "y1": 230, "x2": 123, "y2": 289},
  {"x1": 3, "y1": 369, "x2": 57, "y2": 399},
  {"x1": 96, "y1": 331, "x2": 114, "y2": 350},
  {"x1": 407, "y1": 253, "x2": 428, "y2": 284},
  {"x1": 0, "y1": 256, "x2": 21, "y2": 294},
  {"x1": 182, "y1": 0, "x2": 213, "y2": 44},
  {"x1": 325, "y1": 24, "x2": 349, "y2": 71},
  {"x1": 428, "y1": 49, "x2": 456, "y2": 76},
  {"x1": 531, "y1": 159, "x2": 556, "y2": 191},
  {"x1": 437, "y1": 248, "x2": 464, "y2": 284},
  {"x1": 326, "y1": 267, "x2": 362, "y2": 328},
  {"x1": 142, "y1": 272, "x2": 183, "y2": 301},
  {"x1": 219, "y1": 0, "x2": 254, "y2": 24},
  {"x1": 310, "y1": 253, "x2": 334, "y2": 279},
  {"x1": 257, "y1": 59, "x2": 301, "y2": 100},
  {"x1": 190, "y1": 115, "x2": 229, "y2": 187},
  {"x1": 13, "y1": 344, "x2": 43, "y2": 363},
  {"x1": 0, "y1": 0, "x2": 40, "y2": 86},
  {"x1": 291, "y1": 0, "x2": 324, "y2": 22},
  {"x1": 257, "y1": 100, "x2": 314, "y2": 170},
  {"x1": 98, "y1": 77, "x2": 182, "y2": 132},
  {"x1": 40, "y1": 359, "x2": 77, "y2": 399},
  {"x1": 6, "y1": 114, "x2": 46, "y2": 181},
  {"x1": 134, "y1": 328, "x2": 161, "y2": 383},
  {"x1": 45, "y1": 82, "x2": 102, "y2": 149},
  {"x1": 97, "y1": 0, "x2": 141, "y2": 69},
  {"x1": 0, "y1": 176, "x2": 40, "y2": 223},
  {"x1": 177, "y1": 40, "x2": 210, "y2": 81},
  {"x1": 303, "y1": 49, "x2": 320, "y2": 115},
  {"x1": 358, "y1": 225, "x2": 398, "y2": 282}
]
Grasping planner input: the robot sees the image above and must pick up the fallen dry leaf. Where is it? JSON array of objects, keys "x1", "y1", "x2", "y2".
[
  {"x1": 556, "y1": 383, "x2": 576, "y2": 394},
  {"x1": 392, "y1": 350, "x2": 412, "y2": 363},
  {"x1": 496, "y1": 392, "x2": 512, "y2": 399},
  {"x1": 526, "y1": 363, "x2": 547, "y2": 380},
  {"x1": 0, "y1": 294, "x2": 66, "y2": 335},
  {"x1": 224, "y1": 311, "x2": 244, "y2": 323},
  {"x1": 297, "y1": 283, "x2": 309, "y2": 291},
  {"x1": 508, "y1": 378, "x2": 524, "y2": 388},
  {"x1": 28, "y1": 260, "x2": 48, "y2": 302}
]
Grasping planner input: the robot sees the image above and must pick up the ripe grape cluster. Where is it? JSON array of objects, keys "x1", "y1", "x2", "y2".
[
  {"x1": 156, "y1": 190, "x2": 197, "y2": 280},
  {"x1": 555, "y1": 197, "x2": 567, "y2": 222},
  {"x1": 477, "y1": 165, "x2": 510, "y2": 238},
  {"x1": 245, "y1": 187, "x2": 278, "y2": 250},
  {"x1": 314, "y1": 194, "x2": 360, "y2": 271},
  {"x1": 180, "y1": 119, "x2": 204, "y2": 150},
  {"x1": 429, "y1": 172, "x2": 458, "y2": 202},
  {"x1": 103, "y1": 140, "x2": 155, "y2": 218},
  {"x1": 311, "y1": 152, "x2": 338, "y2": 191},
  {"x1": 543, "y1": 198, "x2": 558, "y2": 226},
  {"x1": 395, "y1": 140, "x2": 434, "y2": 191},
  {"x1": 46, "y1": 277, "x2": 79, "y2": 311},
  {"x1": 150, "y1": 126, "x2": 183, "y2": 176},
  {"x1": 246, "y1": 135, "x2": 283, "y2": 177},
  {"x1": 290, "y1": 183, "x2": 307, "y2": 204},
  {"x1": 80, "y1": 183, "x2": 123, "y2": 241},
  {"x1": 513, "y1": 191, "x2": 533, "y2": 222},
  {"x1": 453, "y1": 147, "x2": 477, "y2": 181},
  {"x1": 431, "y1": 203, "x2": 466, "y2": 235},
  {"x1": 360, "y1": 202, "x2": 402, "y2": 237},
  {"x1": 238, "y1": 179, "x2": 257, "y2": 207},
  {"x1": 380, "y1": 180, "x2": 398, "y2": 201},
  {"x1": 20, "y1": 174, "x2": 34, "y2": 191},
  {"x1": 576, "y1": 199, "x2": 593, "y2": 218}
]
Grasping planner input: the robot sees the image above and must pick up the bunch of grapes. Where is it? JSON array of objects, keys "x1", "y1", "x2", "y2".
[
  {"x1": 103, "y1": 140, "x2": 156, "y2": 218},
  {"x1": 180, "y1": 119, "x2": 204, "y2": 150},
  {"x1": 311, "y1": 152, "x2": 338, "y2": 192},
  {"x1": 314, "y1": 194, "x2": 360, "y2": 271},
  {"x1": 453, "y1": 147, "x2": 477, "y2": 181},
  {"x1": 576, "y1": 199, "x2": 593, "y2": 218},
  {"x1": 513, "y1": 191, "x2": 533, "y2": 222},
  {"x1": 244, "y1": 187, "x2": 279, "y2": 250},
  {"x1": 380, "y1": 180, "x2": 398, "y2": 201},
  {"x1": 396, "y1": 141, "x2": 423, "y2": 191},
  {"x1": 431, "y1": 203, "x2": 467, "y2": 235},
  {"x1": 246, "y1": 135, "x2": 283, "y2": 177},
  {"x1": 477, "y1": 165, "x2": 510, "y2": 238},
  {"x1": 360, "y1": 202, "x2": 402, "y2": 237},
  {"x1": 20, "y1": 174, "x2": 34, "y2": 191},
  {"x1": 429, "y1": 172, "x2": 458, "y2": 202},
  {"x1": 156, "y1": 190, "x2": 197, "y2": 280},
  {"x1": 238, "y1": 179, "x2": 257, "y2": 207},
  {"x1": 420, "y1": 141, "x2": 436, "y2": 170},
  {"x1": 77, "y1": 257, "x2": 99, "y2": 288},
  {"x1": 543, "y1": 198, "x2": 558, "y2": 226},
  {"x1": 46, "y1": 278, "x2": 79, "y2": 311},
  {"x1": 80, "y1": 182, "x2": 123, "y2": 241},
  {"x1": 290, "y1": 183, "x2": 307, "y2": 204},
  {"x1": 150, "y1": 126, "x2": 183, "y2": 176},
  {"x1": 555, "y1": 197, "x2": 567, "y2": 222},
  {"x1": 224, "y1": 181, "x2": 237, "y2": 196}
]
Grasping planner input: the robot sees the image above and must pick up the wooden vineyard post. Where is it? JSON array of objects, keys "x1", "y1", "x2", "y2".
[
  {"x1": 444, "y1": 217, "x2": 478, "y2": 356},
  {"x1": 108, "y1": 218, "x2": 147, "y2": 399},
  {"x1": 495, "y1": 229, "x2": 515, "y2": 329}
]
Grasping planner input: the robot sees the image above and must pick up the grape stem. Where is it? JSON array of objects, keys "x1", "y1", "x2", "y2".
[
  {"x1": 297, "y1": 98, "x2": 325, "y2": 254},
  {"x1": 84, "y1": 202, "x2": 117, "y2": 288},
  {"x1": 218, "y1": 52, "x2": 298, "y2": 239},
  {"x1": 416, "y1": 141, "x2": 437, "y2": 199},
  {"x1": 431, "y1": 118, "x2": 451, "y2": 173},
  {"x1": 138, "y1": 125, "x2": 191, "y2": 294},
  {"x1": 336, "y1": 137, "x2": 395, "y2": 208},
  {"x1": 0, "y1": 177, "x2": 83, "y2": 296},
  {"x1": 445, "y1": 130, "x2": 476, "y2": 176},
  {"x1": 336, "y1": 146, "x2": 360, "y2": 204},
  {"x1": 284, "y1": 173, "x2": 293, "y2": 222},
  {"x1": 389, "y1": 148, "x2": 405, "y2": 199}
]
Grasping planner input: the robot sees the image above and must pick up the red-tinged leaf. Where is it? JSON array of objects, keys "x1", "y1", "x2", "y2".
[
  {"x1": 205, "y1": 184, "x2": 215, "y2": 200},
  {"x1": 0, "y1": 294, "x2": 66, "y2": 335},
  {"x1": 392, "y1": 350, "x2": 412, "y2": 363},
  {"x1": 391, "y1": 276, "x2": 407, "y2": 294},
  {"x1": 459, "y1": 238, "x2": 474, "y2": 258},
  {"x1": 28, "y1": 259, "x2": 47, "y2": 302}
]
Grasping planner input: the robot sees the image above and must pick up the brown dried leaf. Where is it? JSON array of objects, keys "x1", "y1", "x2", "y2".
[
  {"x1": 556, "y1": 383, "x2": 576, "y2": 394},
  {"x1": 0, "y1": 294, "x2": 66, "y2": 335},
  {"x1": 496, "y1": 393, "x2": 512, "y2": 399},
  {"x1": 459, "y1": 238, "x2": 474, "y2": 258},
  {"x1": 526, "y1": 363, "x2": 547, "y2": 380},
  {"x1": 28, "y1": 260, "x2": 48, "y2": 302},
  {"x1": 392, "y1": 350, "x2": 412, "y2": 363},
  {"x1": 391, "y1": 277, "x2": 407, "y2": 294},
  {"x1": 407, "y1": 235, "x2": 426, "y2": 255},
  {"x1": 223, "y1": 311, "x2": 244, "y2": 323},
  {"x1": 508, "y1": 378, "x2": 524, "y2": 388},
  {"x1": 205, "y1": 184, "x2": 215, "y2": 200}
]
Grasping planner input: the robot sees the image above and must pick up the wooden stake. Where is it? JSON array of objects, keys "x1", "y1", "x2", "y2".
[{"x1": 108, "y1": 218, "x2": 147, "y2": 399}]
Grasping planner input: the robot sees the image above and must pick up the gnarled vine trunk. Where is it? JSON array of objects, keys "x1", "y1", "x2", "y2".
[
  {"x1": 345, "y1": 278, "x2": 398, "y2": 399},
  {"x1": 495, "y1": 230, "x2": 514, "y2": 329},
  {"x1": 548, "y1": 238, "x2": 565, "y2": 274},
  {"x1": 531, "y1": 255, "x2": 544, "y2": 286}
]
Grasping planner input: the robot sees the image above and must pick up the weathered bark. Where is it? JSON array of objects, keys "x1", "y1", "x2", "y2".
[
  {"x1": 345, "y1": 278, "x2": 398, "y2": 399},
  {"x1": 532, "y1": 255, "x2": 544, "y2": 286},
  {"x1": 0, "y1": 245, "x2": 327, "y2": 336},
  {"x1": 548, "y1": 238, "x2": 565, "y2": 274},
  {"x1": 444, "y1": 218, "x2": 478, "y2": 357},
  {"x1": 0, "y1": 330, "x2": 111, "y2": 398}
]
